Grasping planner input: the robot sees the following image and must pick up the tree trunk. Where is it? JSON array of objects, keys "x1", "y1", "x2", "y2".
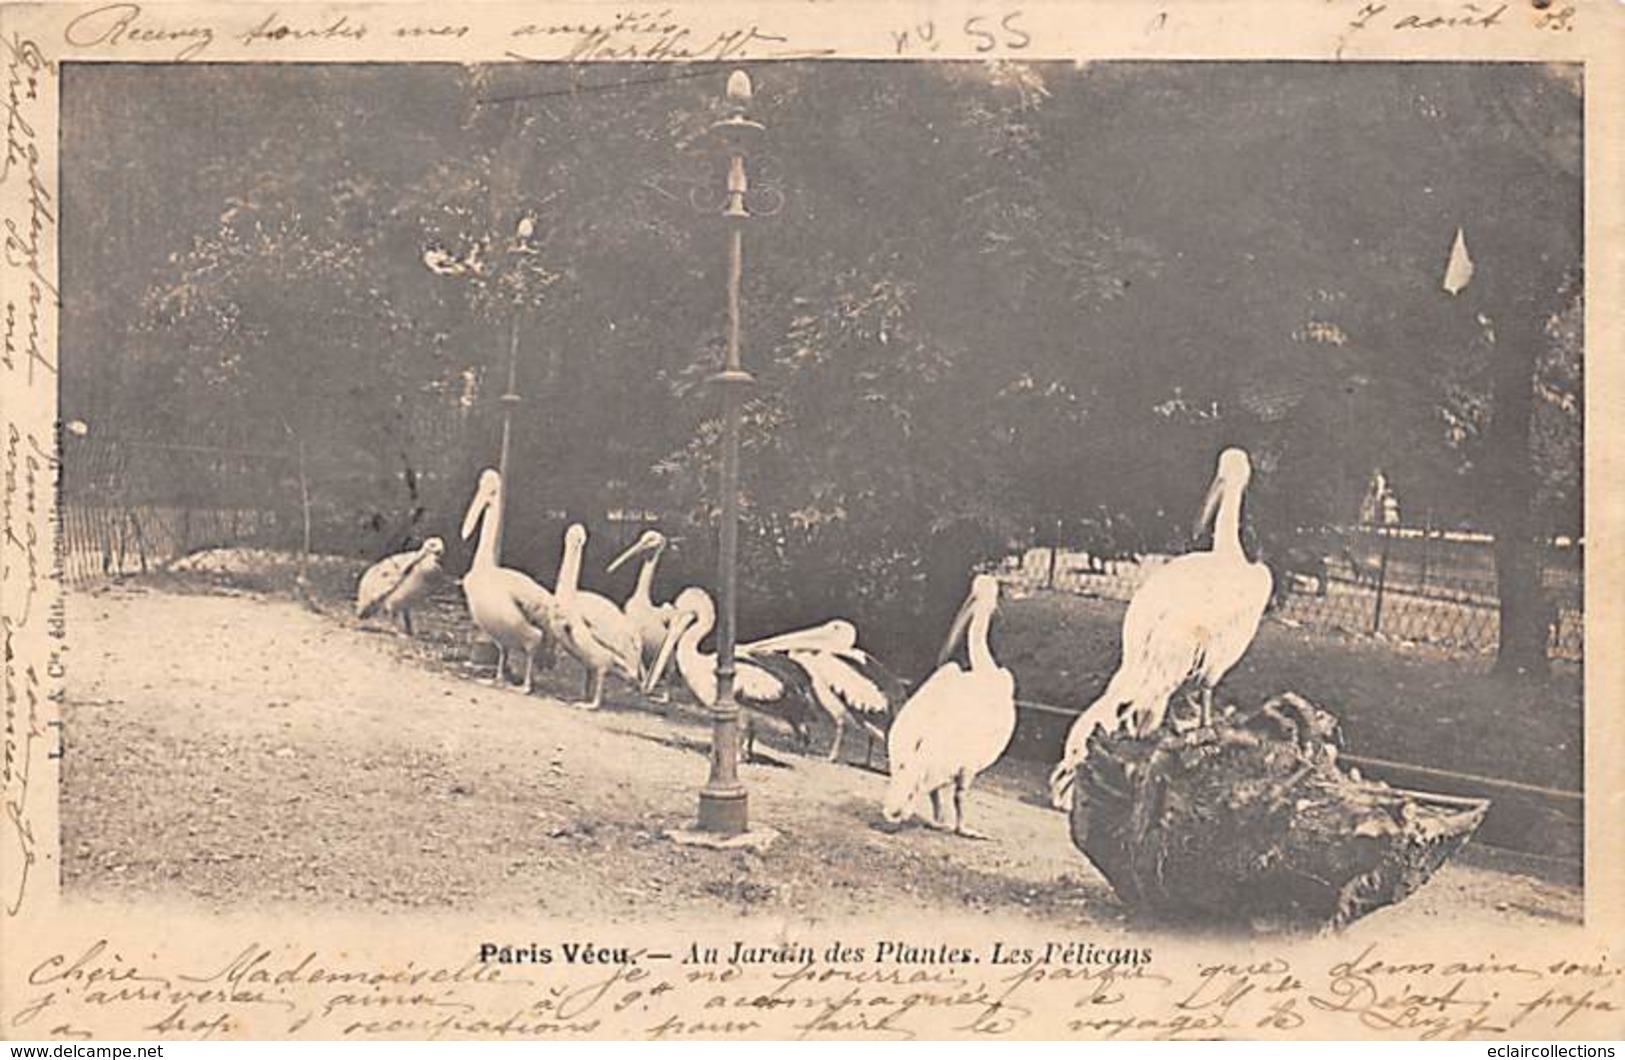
[
  {"x1": 1460, "y1": 66, "x2": 1579, "y2": 679},
  {"x1": 1484, "y1": 301, "x2": 1548, "y2": 678}
]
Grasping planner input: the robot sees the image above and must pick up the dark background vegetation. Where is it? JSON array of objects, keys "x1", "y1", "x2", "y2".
[{"x1": 61, "y1": 61, "x2": 1582, "y2": 676}]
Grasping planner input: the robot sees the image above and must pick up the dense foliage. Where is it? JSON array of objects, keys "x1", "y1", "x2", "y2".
[{"x1": 61, "y1": 61, "x2": 1582, "y2": 672}]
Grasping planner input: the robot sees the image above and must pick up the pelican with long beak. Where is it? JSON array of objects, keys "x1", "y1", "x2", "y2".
[
  {"x1": 459, "y1": 469, "x2": 558, "y2": 692},
  {"x1": 643, "y1": 587, "x2": 818, "y2": 759},
  {"x1": 1048, "y1": 446, "x2": 1274, "y2": 809},
  {"x1": 605, "y1": 529, "x2": 678, "y2": 686},
  {"x1": 881, "y1": 574, "x2": 1016, "y2": 838},
  {"x1": 740, "y1": 620, "x2": 859, "y2": 656},
  {"x1": 782, "y1": 641, "x2": 908, "y2": 766},
  {"x1": 739, "y1": 618, "x2": 905, "y2": 766},
  {"x1": 552, "y1": 524, "x2": 644, "y2": 710}
]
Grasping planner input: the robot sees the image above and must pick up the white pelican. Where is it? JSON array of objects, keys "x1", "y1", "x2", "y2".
[
  {"x1": 355, "y1": 537, "x2": 445, "y2": 634},
  {"x1": 1048, "y1": 447, "x2": 1274, "y2": 809},
  {"x1": 459, "y1": 469, "x2": 558, "y2": 692},
  {"x1": 882, "y1": 574, "x2": 1016, "y2": 838},
  {"x1": 737, "y1": 618, "x2": 904, "y2": 764},
  {"x1": 740, "y1": 620, "x2": 858, "y2": 655},
  {"x1": 605, "y1": 529, "x2": 677, "y2": 685},
  {"x1": 644, "y1": 587, "x2": 818, "y2": 759},
  {"x1": 782, "y1": 643, "x2": 907, "y2": 766},
  {"x1": 552, "y1": 523, "x2": 643, "y2": 710}
]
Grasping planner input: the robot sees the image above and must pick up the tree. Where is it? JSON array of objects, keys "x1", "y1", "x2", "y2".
[
  {"x1": 1433, "y1": 65, "x2": 1581, "y2": 677},
  {"x1": 61, "y1": 62, "x2": 1582, "y2": 672}
]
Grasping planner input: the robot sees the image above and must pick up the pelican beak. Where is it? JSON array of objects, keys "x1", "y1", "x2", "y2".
[
  {"x1": 644, "y1": 609, "x2": 695, "y2": 695},
  {"x1": 606, "y1": 536, "x2": 655, "y2": 574},
  {"x1": 461, "y1": 486, "x2": 489, "y2": 541},
  {"x1": 1194, "y1": 467, "x2": 1227, "y2": 541},
  {"x1": 936, "y1": 588, "x2": 978, "y2": 667}
]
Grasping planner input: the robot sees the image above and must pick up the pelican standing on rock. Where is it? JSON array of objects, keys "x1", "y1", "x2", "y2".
[
  {"x1": 605, "y1": 529, "x2": 677, "y2": 687},
  {"x1": 882, "y1": 574, "x2": 1016, "y2": 838},
  {"x1": 459, "y1": 469, "x2": 558, "y2": 693},
  {"x1": 355, "y1": 537, "x2": 445, "y2": 635},
  {"x1": 644, "y1": 587, "x2": 819, "y2": 759},
  {"x1": 552, "y1": 523, "x2": 643, "y2": 710},
  {"x1": 1048, "y1": 447, "x2": 1274, "y2": 809}
]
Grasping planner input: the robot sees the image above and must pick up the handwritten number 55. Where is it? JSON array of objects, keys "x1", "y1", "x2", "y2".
[
  {"x1": 893, "y1": 12, "x2": 1031, "y2": 55},
  {"x1": 964, "y1": 12, "x2": 1031, "y2": 52}
]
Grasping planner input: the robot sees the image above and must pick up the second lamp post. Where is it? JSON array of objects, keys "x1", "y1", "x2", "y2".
[{"x1": 695, "y1": 70, "x2": 767, "y2": 838}]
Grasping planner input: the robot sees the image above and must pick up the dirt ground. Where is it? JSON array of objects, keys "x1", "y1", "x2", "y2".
[{"x1": 59, "y1": 580, "x2": 1580, "y2": 930}]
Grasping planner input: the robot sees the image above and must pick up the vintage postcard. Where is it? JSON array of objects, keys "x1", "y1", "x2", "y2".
[{"x1": 2, "y1": 0, "x2": 1621, "y2": 1042}]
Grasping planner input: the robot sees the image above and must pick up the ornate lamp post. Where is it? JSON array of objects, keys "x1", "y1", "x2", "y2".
[
  {"x1": 491, "y1": 215, "x2": 538, "y2": 561},
  {"x1": 675, "y1": 70, "x2": 774, "y2": 846},
  {"x1": 424, "y1": 212, "x2": 549, "y2": 561}
]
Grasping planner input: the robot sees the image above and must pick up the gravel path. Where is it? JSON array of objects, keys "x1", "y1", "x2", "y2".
[{"x1": 60, "y1": 584, "x2": 1581, "y2": 931}]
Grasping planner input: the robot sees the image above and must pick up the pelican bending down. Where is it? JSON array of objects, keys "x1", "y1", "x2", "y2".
[
  {"x1": 552, "y1": 524, "x2": 643, "y2": 710},
  {"x1": 356, "y1": 537, "x2": 445, "y2": 634},
  {"x1": 740, "y1": 620, "x2": 858, "y2": 656},
  {"x1": 784, "y1": 644, "x2": 908, "y2": 766},
  {"x1": 741, "y1": 617, "x2": 904, "y2": 764},
  {"x1": 606, "y1": 529, "x2": 677, "y2": 686},
  {"x1": 644, "y1": 587, "x2": 819, "y2": 760},
  {"x1": 882, "y1": 574, "x2": 1016, "y2": 838},
  {"x1": 459, "y1": 469, "x2": 558, "y2": 693},
  {"x1": 1048, "y1": 447, "x2": 1274, "y2": 809}
]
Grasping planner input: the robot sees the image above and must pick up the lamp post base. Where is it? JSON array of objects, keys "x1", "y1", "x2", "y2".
[
  {"x1": 666, "y1": 824, "x2": 779, "y2": 852},
  {"x1": 695, "y1": 785, "x2": 750, "y2": 835}
]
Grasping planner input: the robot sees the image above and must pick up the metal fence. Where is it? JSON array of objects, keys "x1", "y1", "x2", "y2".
[
  {"x1": 59, "y1": 435, "x2": 306, "y2": 586},
  {"x1": 55, "y1": 424, "x2": 669, "y2": 593},
  {"x1": 1010, "y1": 527, "x2": 1583, "y2": 663},
  {"x1": 57, "y1": 425, "x2": 1584, "y2": 667}
]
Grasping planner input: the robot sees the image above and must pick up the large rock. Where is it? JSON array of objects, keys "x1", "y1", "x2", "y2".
[{"x1": 1067, "y1": 693, "x2": 1488, "y2": 929}]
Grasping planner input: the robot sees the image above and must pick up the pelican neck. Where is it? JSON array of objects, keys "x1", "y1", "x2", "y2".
[
  {"x1": 967, "y1": 603, "x2": 995, "y2": 672},
  {"x1": 471, "y1": 495, "x2": 501, "y2": 572},
  {"x1": 557, "y1": 538, "x2": 584, "y2": 607},
  {"x1": 1211, "y1": 482, "x2": 1246, "y2": 559},
  {"x1": 678, "y1": 605, "x2": 717, "y2": 705},
  {"x1": 633, "y1": 550, "x2": 660, "y2": 602}
]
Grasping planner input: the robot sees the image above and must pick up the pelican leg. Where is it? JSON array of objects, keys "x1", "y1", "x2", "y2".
[
  {"x1": 1167, "y1": 690, "x2": 1198, "y2": 734},
  {"x1": 522, "y1": 650, "x2": 537, "y2": 695},
  {"x1": 952, "y1": 779, "x2": 989, "y2": 840},
  {"x1": 826, "y1": 718, "x2": 845, "y2": 764},
  {"x1": 858, "y1": 720, "x2": 887, "y2": 771},
  {"x1": 494, "y1": 645, "x2": 510, "y2": 686},
  {"x1": 926, "y1": 788, "x2": 946, "y2": 829},
  {"x1": 646, "y1": 678, "x2": 673, "y2": 715},
  {"x1": 1134, "y1": 703, "x2": 1162, "y2": 740},
  {"x1": 400, "y1": 609, "x2": 414, "y2": 637},
  {"x1": 582, "y1": 670, "x2": 605, "y2": 711},
  {"x1": 1199, "y1": 687, "x2": 1214, "y2": 729}
]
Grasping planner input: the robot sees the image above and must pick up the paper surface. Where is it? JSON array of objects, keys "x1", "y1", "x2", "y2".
[{"x1": 2, "y1": 0, "x2": 1621, "y2": 1041}]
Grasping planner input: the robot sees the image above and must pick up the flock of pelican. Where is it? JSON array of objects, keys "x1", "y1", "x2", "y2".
[{"x1": 355, "y1": 447, "x2": 1273, "y2": 839}]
